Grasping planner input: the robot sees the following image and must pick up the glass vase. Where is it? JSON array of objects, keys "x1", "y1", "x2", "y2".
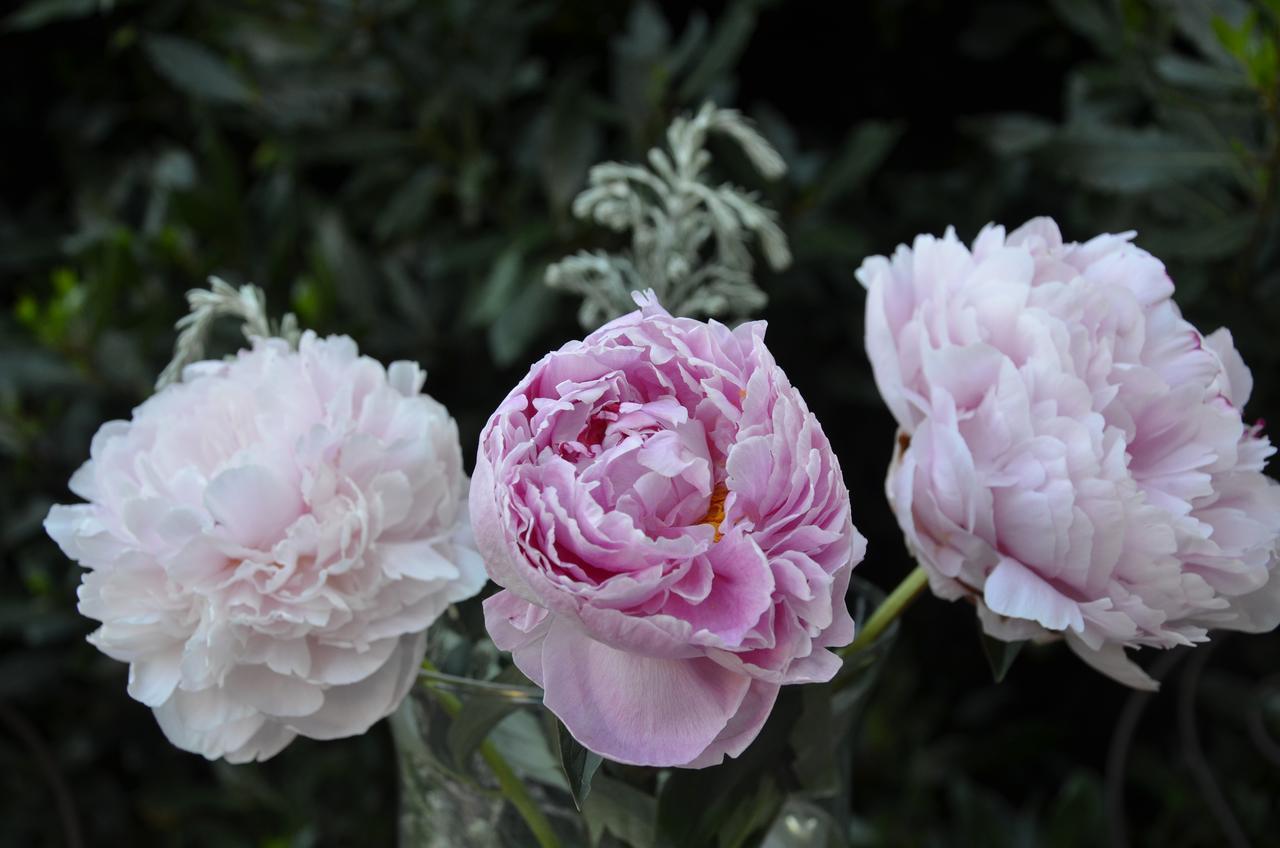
[{"x1": 392, "y1": 576, "x2": 899, "y2": 848}]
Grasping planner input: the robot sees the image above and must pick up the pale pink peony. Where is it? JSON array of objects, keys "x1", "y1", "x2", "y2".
[
  {"x1": 473, "y1": 293, "x2": 862, "y2": 767},
  {"x1": 45, "y1": 332, "x2": 486, "y2": 761},
  {"x1": 858, "y1": 218, "x2": 1280, "y2": 689}
]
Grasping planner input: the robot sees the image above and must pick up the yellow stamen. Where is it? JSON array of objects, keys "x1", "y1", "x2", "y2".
[{"x1": 700, "y1": 483, "x2": 729, "y2": 542}]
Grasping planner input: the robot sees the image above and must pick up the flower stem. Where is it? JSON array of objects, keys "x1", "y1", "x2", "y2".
[
  {"x1": 839, "y1": 565, "x2": 929, "y2": 658},
  {"x1": 476, "y1": 734, "x2": 562, "y2": 848},
  {"x1": 419, "y1": 660, "x2": 561, "y2": 848}
]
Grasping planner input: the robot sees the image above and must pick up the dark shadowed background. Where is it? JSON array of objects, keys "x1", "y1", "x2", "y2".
[{"x1": 3, "y1": 0, "x2": 1280, "y2": 845}]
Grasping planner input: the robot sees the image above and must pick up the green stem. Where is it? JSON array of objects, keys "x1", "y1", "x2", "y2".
[
  {"x1": 419, "y1": 660, "x2": 561, "y2": 848},
  {"x1": 839, "y1": 565, "x2": 929, "y2": 658}
]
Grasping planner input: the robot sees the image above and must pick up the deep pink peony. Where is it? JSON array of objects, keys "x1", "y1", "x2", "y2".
[
  {"x1": 472, "y1": 293, "x2": 862, "y2": 767},
  {"x1": 45, "y1": 332, "x2": 486, "y2": 761},
  {"x1": 859, "y1": 218, "x2": 1280, "y2": 688}
]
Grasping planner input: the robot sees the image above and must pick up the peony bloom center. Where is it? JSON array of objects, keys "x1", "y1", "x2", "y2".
[{"x1": 700, "y1": 483, "x2": 729, "y2": 542}]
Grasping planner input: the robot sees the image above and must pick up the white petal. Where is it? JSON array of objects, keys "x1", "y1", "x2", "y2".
[
  {"x1": 984, "y1": 557, "x2": 1084, "y2": 633},
  {"x1": 223, "y1": 721, "x2": 297, "y2": 764},
  {"x1": 1066, "y1": 635, "x2": 1159, "y2": 691},
  {"x1": 307, "y1": 637, "x2": 399, "y2": 687},
  {"x1": 154, "y1": 691, "x2": 263, "y2": 758},
  {"x1": 387, "y1": 360, "x2": 425, "y2": 396},
  {"x1": 287, "y1": 634, "x2": 422, "y2": 740},
  {"x1": 377, "y1": 540, "x2": 459, "y2": 583},
  {"x1": 224, "y1": 665, "x2": 325, "y2": 718},
  {"x1": 127, "y1": 651, "x2": 182, "y2": 707},
  {"x1": 204, "y1": 465, "x2": 302, "y2": 548}
]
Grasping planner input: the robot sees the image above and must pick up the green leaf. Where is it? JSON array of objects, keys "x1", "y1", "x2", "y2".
[
  {"x1": 656, "y1": 693, "x2": 799, "y2": 848},
  {"x1": 718, "y1": 775, "x2": 781, "y2": 848},
  {"x1": 445, "y1": 693, "x2": 524, "y2": 772},
  {"x1": 1212, "y1": 14, "x2": 1251, "y2": 63},
  {"x1": 457, "y1": 153, "x2": 496, "y2": 227},
  {"x1": 790, "y1": 684, "x2": 841, "y2": 795},
  {"x1": 1045, "y1": 127, "x2": 1232, "y2": 194},
  {"x1": 550, "y1": 721, "x2": 603, "y2": 810},
  {"x1": 667, "y1": 12, "x2": 709, "y2": 78},
  {"x1": 616, "y1": 1, "x2": 673, "y2": 60},
  {"x1": 979, "y1": 632, "x2": 1024, "y2": 683},
  {"x1": 1048, "y1": 0, "x2": 1119, "y2": 52},
  {"x1": 536, "y1": 99, "x2": 602, "y2": 215},
  {"x1": 1043, "y1": 771, "x2": 1105, "y2": 848},
  {"x1": 486, "y1": 710, "x2": 569, "y2": 792},
  {"x1": 581, "y1": 775, "x2": 657, "y2": 848},
  {"x1": 809, "y1": 120, "x2": 904, "y2": 208},
  {"x1": 1245, "y1": 29, "x2": 1279, "y2": 91},
  {"x1": 465, "y1": 247, "x2": 525, "y2": 329},
  {"x1": 678, "y1": 0, "x2": 759, "y2": 101},
  {"x1": 612, "y1": 0, "x2": 675, "y2": 139},
  {"x1": 143, "y1": 34, "x2": 254, "y2": 104},
  {"x1": 1138, "y1": 215, "x2": 1252, "y2": 262},
  {"x1": 4, "y1": 0, "x2": 98, "y2": 32},
  {"x1": 1153, "y1": 55, "x2": 1249, "y2": 94},
  {"x1": 0, "y1": 348, "x2": 83, "y2": 393},
  {"x1": 487, "y1": 278, "x2": 555, "y2": 368},
  {"x1": 968, "y1": 113, "x2": 1056, "y2": 156},
  {"x1": 373, "y1": 167, "x2": 440, "y2": 243},
  {"x1": 1211, "y1": 11, "x2": 1279, "y2": 90},
  {"x1": 945, "y1": 779, "x2": 1036, "y2": 847},
  {"x1": 312, "y1": 210, "x2": 377, "y2": 324}
]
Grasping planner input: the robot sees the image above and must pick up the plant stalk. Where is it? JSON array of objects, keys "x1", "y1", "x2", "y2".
[
  {"x1": 839, "y1": 565, "x2": 929, "y2": 658},
  {"x1": 418, "y1": 660, "x2": 561, "y2": 848}
]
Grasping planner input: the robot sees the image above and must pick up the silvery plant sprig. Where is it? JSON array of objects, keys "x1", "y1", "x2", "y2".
[
  {"x1": 155, "y1": 276, "x2": 300, "y2": 389},
  {"x1": 546, "y1": 102, "x2": 792, "y2": 329}
]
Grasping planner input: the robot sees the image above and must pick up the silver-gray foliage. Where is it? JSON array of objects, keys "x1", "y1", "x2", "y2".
[
  {"x1": 155, "y1": 277, "x2": 300, "y2": 389},
  {"x1": 546, "y1": 102, "x2": 791, "y2": 329}
]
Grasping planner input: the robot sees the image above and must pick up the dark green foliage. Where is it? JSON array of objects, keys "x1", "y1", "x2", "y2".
[
  {"x1": 3, "y1": 0, "x2": 1280, "y2": 845},
  {"x1": 980, "y1": 633, "x2": 1025, "y2": 684},
  {"x1": 550, "y1": 720, "x2": 603, "y2": 811}
]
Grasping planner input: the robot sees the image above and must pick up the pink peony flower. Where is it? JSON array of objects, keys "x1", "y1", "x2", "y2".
[
  {"x1": 45, "y1": 332, "x2": 486, "y2": 761},
  {"x1": 472, "y1": 292, "x2": 863, "y2": 767},
  {"x1": 858, "y1": 218, "x2": 1280, "y2": 689}
]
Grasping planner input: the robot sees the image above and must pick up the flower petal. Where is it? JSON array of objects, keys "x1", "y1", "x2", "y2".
[
  {"x1": 540, "y1": 619, "x2": 751, "y2": 767},
  {"x1": 204, "y1": 465, "x2": 303, "y2": 549}
]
